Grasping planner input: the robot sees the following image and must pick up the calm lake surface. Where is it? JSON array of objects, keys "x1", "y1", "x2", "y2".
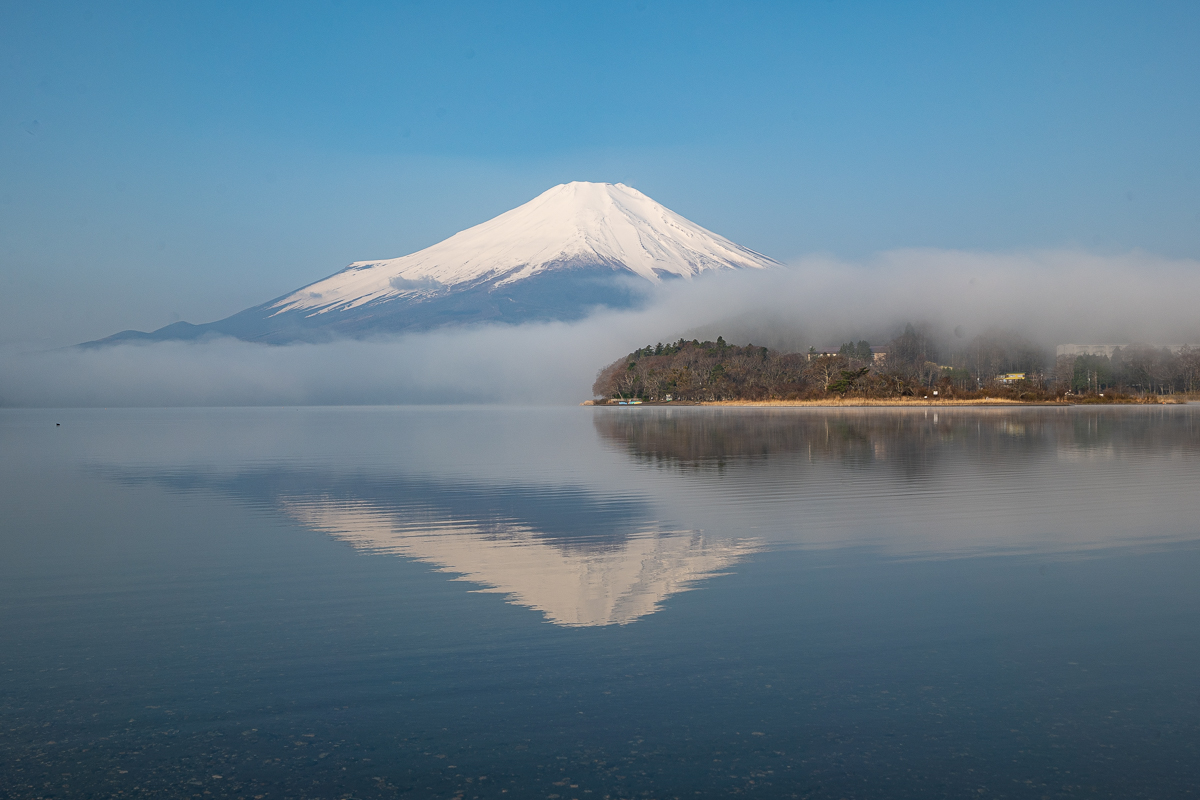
[{"x1": 3, "y1": 405, "x2": 1200, "y2": 799}]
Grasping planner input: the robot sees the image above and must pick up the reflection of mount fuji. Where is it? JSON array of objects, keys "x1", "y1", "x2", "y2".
[
  {"x1": 281, "y1": 498, "x2": 753, "y2": 627},
  {"x1": 113, "y1": 469, "x2": 757, "y2": 627}
]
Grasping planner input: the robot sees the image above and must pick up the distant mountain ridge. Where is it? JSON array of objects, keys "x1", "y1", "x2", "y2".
[{"x1": 85, "y1": 182, "x2": 779, "y2": 346}]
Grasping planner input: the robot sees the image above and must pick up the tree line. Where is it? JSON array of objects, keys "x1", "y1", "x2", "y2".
[
  {"x1": 1064, "y1": 348, "x2": 1200, "y2": 395},
  {"x1": 592, "y1": 326, "x2": 1200, "y2": 402}
]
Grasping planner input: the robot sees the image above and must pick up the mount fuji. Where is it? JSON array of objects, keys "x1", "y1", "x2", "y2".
[{"x1": 87, "y1": 182, "x2": 779, "y2": 346}]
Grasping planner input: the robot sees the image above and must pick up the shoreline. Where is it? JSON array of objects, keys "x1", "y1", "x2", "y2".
[
  {"x1": 583, "y1": 397, "x2": 1189, "y2": 407},
  {"x1": 702, "y1": 398, "x2": 1066, "y2": 407}
]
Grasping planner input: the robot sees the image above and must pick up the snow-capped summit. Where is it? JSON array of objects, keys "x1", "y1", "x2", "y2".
[
  {"x1": 85, "y1": 182, "x2": 779, "y2": 345},
  {"x1": 269, "y1": 182, "x2": 777, "y2": 317}
]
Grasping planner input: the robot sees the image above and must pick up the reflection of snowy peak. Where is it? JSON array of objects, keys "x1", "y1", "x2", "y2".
[
  {"x1": 271, "y1": 182, "x2": 778, "y2": 316},
  {"x1": 85, "y1": 182, "x2": 779, "y2": 345},
  {"x1": 282, "y1": 497, "x2": 758, "y2": 627}
]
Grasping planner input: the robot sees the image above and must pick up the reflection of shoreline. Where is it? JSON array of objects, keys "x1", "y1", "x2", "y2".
[
  {"x1": 281, "y1": 497, "x2": 759, "y2": 627},
  {"x1": 592, "y1": 406, "x2": 1200, "y2": 558},
  {"x1": 594, "y1": 405, "x2": 1200, "y2": 468}
]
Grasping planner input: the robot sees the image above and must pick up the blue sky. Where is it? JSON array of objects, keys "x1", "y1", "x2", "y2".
[{"x1": 2, "y1": 1, "x2": 1198, "y2": 345}]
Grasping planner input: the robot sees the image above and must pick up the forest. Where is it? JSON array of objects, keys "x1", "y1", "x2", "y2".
[{"x1": 591, "y1": 326, "x2": 1200, "y2": 402}]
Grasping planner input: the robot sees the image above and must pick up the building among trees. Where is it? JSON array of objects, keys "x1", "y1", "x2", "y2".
[{"x1": 591, "y1": 330, "x2": 1200, "y2": 402}]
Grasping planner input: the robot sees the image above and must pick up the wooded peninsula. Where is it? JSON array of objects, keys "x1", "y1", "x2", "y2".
[{"x1": 591, "y1": 327, "x2": 1200, "y2": 404}]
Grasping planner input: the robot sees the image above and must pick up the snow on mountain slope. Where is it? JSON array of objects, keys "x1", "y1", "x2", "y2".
[{"x1": 270, "y1": 182, "x2": 778, "y2": 316}]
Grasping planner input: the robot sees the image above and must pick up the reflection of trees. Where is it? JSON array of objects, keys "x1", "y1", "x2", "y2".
[
  {"x1": 594, "y1": 408, "x2": 1200, "y2": 475},
  {"x1": 1064, "y1": 408, "x2": 1200, "y2": 454},
  {"x1": 594, "y1": 409, "x2": 949, "y2": 477}
]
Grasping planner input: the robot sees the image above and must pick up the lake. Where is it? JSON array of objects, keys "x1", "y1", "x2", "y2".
[{"x1": 3, "y1": 405, "x2": 1199, "y2": 798}]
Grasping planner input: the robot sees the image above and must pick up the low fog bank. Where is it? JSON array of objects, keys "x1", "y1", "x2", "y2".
[
  {"x1": 2, "y1": 248, "x2": 1197, "y2": 407},
  {"x1": 665, "y1": 248, "x2": 1200, "y2": 351},
  {"x1": 0, "y1": 324, "x2": 634, "y2": 407}
]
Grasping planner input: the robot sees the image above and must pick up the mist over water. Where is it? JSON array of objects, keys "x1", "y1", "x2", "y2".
[{"x1": 3, "y1": 248, "x2": 1199, "y2": 407}]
